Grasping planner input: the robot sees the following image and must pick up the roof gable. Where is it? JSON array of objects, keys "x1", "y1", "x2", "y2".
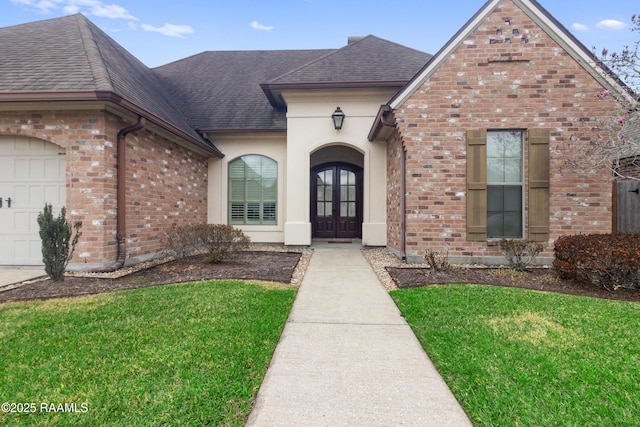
[
  {"x1": 269, "y1": 35, "x2": 431, "y2": 85},
  {"x1": 262, "y1": 36, "x2": 431, "y2": 109},
  {"x1": 390, "y1": 0, "x2": 636, "y2": 109}
]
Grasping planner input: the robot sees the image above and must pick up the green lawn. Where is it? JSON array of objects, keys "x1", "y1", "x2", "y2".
[
  {"x1": 391, "y1": 284, "x2": 640, "y2": 427},
  {"x1": 0, "y1": 280, "x2": 296, "y2": 426}
]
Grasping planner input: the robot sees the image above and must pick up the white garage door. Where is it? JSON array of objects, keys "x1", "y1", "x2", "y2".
[{"x1": 0, "y1": 135, "x2": 66, "y2": 265}]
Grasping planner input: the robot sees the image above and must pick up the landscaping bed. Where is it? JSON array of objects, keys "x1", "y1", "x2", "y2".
[
  {"x1": 0, "y1": 251, "x2": 305, "y2": 303},
  {"x1": 387, "y1": 266, "x2": 640, "y2": 302}
]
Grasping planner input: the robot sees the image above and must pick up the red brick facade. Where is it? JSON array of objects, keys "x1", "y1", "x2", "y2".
[
  {"x1": 0, "y1": 110, "x2": 208, "y2": 267},
  {"x1": 389, "y1": 0, "x2": 620, "y2": 263}
]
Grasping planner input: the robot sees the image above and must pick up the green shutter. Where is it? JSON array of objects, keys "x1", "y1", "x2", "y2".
[
  {"x1": 467, "y1": 129, "x2": 487, "y2": 241},
  {"x1": 528, "y1": 129, "x2": 550, "y2": 242}
]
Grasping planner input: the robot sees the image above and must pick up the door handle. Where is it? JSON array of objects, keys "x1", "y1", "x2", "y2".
[
  {"x1": 6, "y1": 197, "x2": 11, "y2": 208},
  {"x1": 0, "y1": 197, "x2": 2, "y2": 208}
]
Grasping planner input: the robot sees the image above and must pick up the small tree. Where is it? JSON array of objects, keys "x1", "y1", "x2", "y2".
[
  {"x1": 562, "y1": 14, "x2": 640, "y2": 180},
  {"x1": 37, "y1": 204, "x2": 82, "y2": 282}
]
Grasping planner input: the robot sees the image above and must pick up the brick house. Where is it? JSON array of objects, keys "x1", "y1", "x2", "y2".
[{"x1": 0, "y1": 0, "x2": 635, "y2": 268}]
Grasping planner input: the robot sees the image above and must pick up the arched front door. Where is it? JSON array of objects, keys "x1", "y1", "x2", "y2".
[{"x1": 311, "y1": 163, "x2": 363, "y2": 239}]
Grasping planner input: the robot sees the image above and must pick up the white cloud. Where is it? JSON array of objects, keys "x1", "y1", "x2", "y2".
[
  {"x1": 141, "y1": 23, "x2": 194, "y2": 38},
  {"x1": 572, "y1": 23, "x2": 588, "y2": 32},
  {"x1": 250, "y1": 21, "x2": 274, "y2": 31},
  {"x1": 10, "y1": 0, "x2": 60, "y2": 14},
  {"x1": 88, "y1": 3, "x2": 137, "y2": 20},
  {"x1": 595, "y1": 19, "x2": 628, "y2": 30},
  {"x1": 11, "y1": 0, "x2": 137, "y2": 20}
]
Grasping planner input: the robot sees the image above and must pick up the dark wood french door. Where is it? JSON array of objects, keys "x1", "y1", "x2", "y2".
[{"x1": 311, "y1": 163, "x2": 363, "y2": 239}]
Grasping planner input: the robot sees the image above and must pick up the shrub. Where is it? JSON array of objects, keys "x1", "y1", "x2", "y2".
[
  {"x1": 424, "y1": 249, "x2": 451, "y2": 272},
  {"x1": 37, "y1": 204, "x2": 82, "y2": 282},
  {"x1": 553, "y1": 234, "x2": 640, "y2": 290},
  {"x1": 499, "y1": 239, "x2": 545, "y2": 271},
  {"x1": 164, "y1": 224, "x2": 250, "y2": 263}
]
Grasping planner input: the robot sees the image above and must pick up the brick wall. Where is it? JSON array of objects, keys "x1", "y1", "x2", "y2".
[
  {"x1": 0, "y1": 109, "x2": 208, "y2": 266},
  {"x1": 391, "y1": 0, "x2": 619, "y2": 263},
  {"x1": 386, "y1": 130, "x2": 403, "y2": 252}
]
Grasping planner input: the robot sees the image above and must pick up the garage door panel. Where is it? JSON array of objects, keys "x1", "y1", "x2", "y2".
[{"x1": 1, "y1": 135, "x2": 65, "y2": 265}]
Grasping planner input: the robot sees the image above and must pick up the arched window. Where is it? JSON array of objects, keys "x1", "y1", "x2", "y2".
[{"x1": 228, "y1": 155, "x2": 277, "y2": 225}]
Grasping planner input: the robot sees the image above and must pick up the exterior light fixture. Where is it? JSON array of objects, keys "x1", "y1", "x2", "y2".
[{"x1": 331, "y1": 107, "x2": 345, "y2": 130}]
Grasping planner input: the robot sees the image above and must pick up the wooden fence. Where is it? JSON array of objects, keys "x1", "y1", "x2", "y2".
[{"x1": 615, "y1": 180, "x2": 640, "y2": 233}]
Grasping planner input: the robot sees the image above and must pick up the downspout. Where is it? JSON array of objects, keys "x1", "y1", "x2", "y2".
[
  {"x1": 400, "y1": 144, "x2": 407, "y2": 261},
  {"x1": 94, "y1": 116, "x2": 146, "y2": 272}
]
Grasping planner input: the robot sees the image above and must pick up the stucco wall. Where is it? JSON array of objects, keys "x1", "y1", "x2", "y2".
[
  {"x1": 208, "y1": 133, "x2": 287, "y2": 243},
  {"x1": 391, "y1": 0, "x2": 619, "y2": 264},
  {"x1": 0, "y1": 109, "x2": 209, "y2": 268},
  {"x1": 283, "y1": 88, "x2": 392, "y2": 246}
]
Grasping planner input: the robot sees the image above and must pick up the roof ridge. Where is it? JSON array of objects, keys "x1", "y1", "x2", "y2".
[{"x1": 72, "y1": 14, "x2": 114, "y2": 92}]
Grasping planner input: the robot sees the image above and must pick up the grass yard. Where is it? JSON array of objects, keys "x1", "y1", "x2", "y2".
[
  {"x1": 0, "y1": 280, "x2": 296, "y2": 426},
  {"x1": 391, "y1": 285, "x2": 640, "y2": 427}
]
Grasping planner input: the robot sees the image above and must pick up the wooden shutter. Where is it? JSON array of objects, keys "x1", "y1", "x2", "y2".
[
  {"x1": 528, "y1": 129, "x2": 550, "y2": 242},
  {"x1": 467, "y1": 129, "x2": 487, "y2": 241}
]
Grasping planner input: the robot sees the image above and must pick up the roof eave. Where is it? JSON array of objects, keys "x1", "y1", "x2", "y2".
[
  {"x1": 198, "y1": 128, "x2": 287, "y2": 135},
  {"x1": 262, "y1": 80, "x2": 409, "y2": 109},
  {"x1": 0, "y1": 90, "x2": 224, "y2": 158}
]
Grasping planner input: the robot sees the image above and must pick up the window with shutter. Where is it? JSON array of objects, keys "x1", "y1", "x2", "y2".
[
  {"x1": 228, "y1": 155, "x2": 278, "y2": 225},
  {"x1": 487, "y1": 130, "x2": 524, "y2": 238},
  {"x1": 466, "y1": 129, "x2": 550, "y2": 242}
]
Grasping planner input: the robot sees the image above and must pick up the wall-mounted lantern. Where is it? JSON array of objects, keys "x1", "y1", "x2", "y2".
[{"x1": 331, "y1": 107, "x2": 345, "y2": 130}]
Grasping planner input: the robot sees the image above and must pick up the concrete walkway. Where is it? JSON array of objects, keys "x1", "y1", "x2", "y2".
[
  {"x1": 246, "y1": 244, "x2": 472, "y2": 426},
  {"x1": 0, "y1": 266, "x2": 45, "y2": 288}
]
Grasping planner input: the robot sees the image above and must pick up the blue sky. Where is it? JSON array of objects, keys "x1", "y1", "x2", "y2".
[{"x1": 2, "y1": 0, "x2": 638, "y2": 68}]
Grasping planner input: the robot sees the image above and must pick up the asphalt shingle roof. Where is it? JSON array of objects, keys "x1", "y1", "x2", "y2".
[
  {"x1": 1, "y1": 15, "x2": 432, "y2": 139},
  {"x1": 269, "y1": 35, "x2": 432, "y2": 85},
  {"x1": 154, "y1": 49, "x2": 334, "y2": 131},
  {"x1": 0, "y1": 14, "x2": 216, "y2": 154}
]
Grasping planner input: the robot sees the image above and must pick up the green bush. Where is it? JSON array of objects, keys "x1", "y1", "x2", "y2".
[
  {"x1": 499, "y1": 239, "x2": 545, "y2": 271},
  {"x1": 164, "y1": 223, "x2": 250, "y2": 263},
  {"x1": 553, "y1": 234, "x2": 640, "y2": 290},
  {"x1": 37, "y1": 204, "x2": 82, "y2": 282}
]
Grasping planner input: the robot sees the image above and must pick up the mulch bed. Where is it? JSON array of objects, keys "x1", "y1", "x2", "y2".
[
  {"x1": 0, "y1": 251, "x2": 302, "y2": 303},
  {"x1": 387, "y1": 266, "x2": 640, "y2": 302}
]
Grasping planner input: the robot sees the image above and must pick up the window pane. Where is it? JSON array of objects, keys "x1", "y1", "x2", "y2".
[
  {"x1": 487, "y1": 158, "x2": 504, "y2": 182},
  {"x1": 247, "y1": 203, "x2": 260, "y2": 221},
  {"x1": 324, "y1": 170, "x2": 333, "y2": 185},
  {"x1": 263, "y1": 180, "x2": 277, "y2": 201},
  {"x1": 503, "y1": 212, "x2": 522, "y2": 237},
  {"x1": 317, "y1": 185, "x2": 325, "y2": 201},
  {"x1": 504, "y1": 186, "x2": 523, "y2": 211},
  {"x1": 325, "y1": 187, "x2": 333, "y2": 202},
  {"x1": 487, "y1": 212, "x2": 504, "y2": 238},
  {"x1": 229, "y1": 179, "x2": 245, "y2": 200},
  {"x1": 263, "y1": 203, "x2": 276, "y2": 223},
  {"x1": 340, "y1": 202, "x2": 348, "y2": 217},
  {"x1": 246, "y1": 179, "x2": 261, "y2": 200},
  {"x1": 348, "y1": 202, "x2": 356, "y2": 217},
  {"x1": 504, "y1": 158, "x2": 522, "y2": 182},
  {"x1": 321, "y1": 202, "x2": 332, "y2": 217},
  {"x1": 230, "y1": 203, "x2": 244, "y2": 221},
  {"x1": 487, "y1": 186, "x2": 504, "y2": 211},
  {"x1": 348, "y1": 186, "x2": 356, "y2": 201}
]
